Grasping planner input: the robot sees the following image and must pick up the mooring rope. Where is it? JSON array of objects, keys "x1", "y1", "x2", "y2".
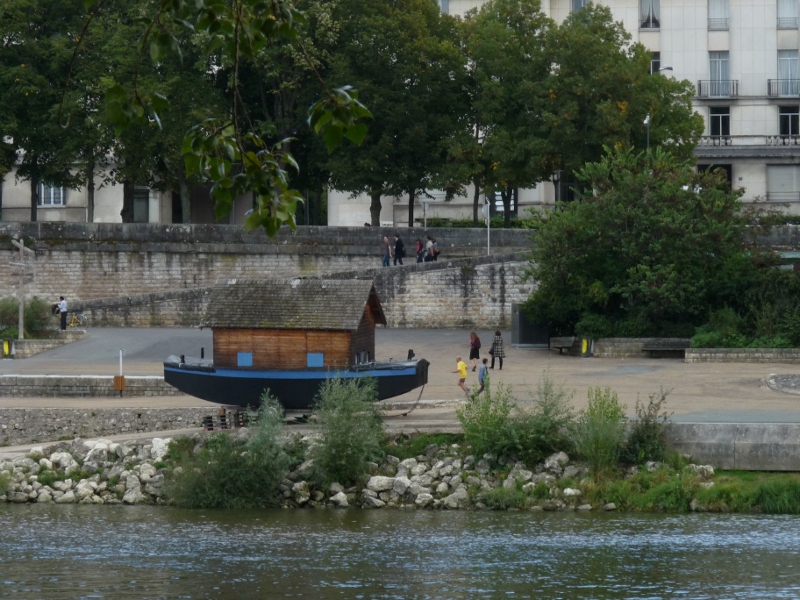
[{"x1": 384, "y1": 384, "x2": 425, "y2": 418}]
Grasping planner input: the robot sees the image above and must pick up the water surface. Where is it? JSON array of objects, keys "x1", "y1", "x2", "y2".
[{"x1": 1, "y1": 506, "x2": 799, "y2": 599}]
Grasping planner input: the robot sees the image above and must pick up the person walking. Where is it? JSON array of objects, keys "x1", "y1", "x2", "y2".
[
  {"x1": 452, "y1": 356, "x2": 469, "y2": 398},
  {"x1": 477, "y1": 358, "x2": 489, "y2": 394},
  {"x1": 415, "y1": 238, "x2": 424, "y2": 263},
  {"x1": 382, "y1": 236, "x2": 393, "y2": 268},
  {"x1": 424, "y1": 236, "x2": 434, "y2": 262},
  {"x1": 469, "y1": 331, "x2": 481, "y2": 371},
  {"x1": 432, "y1": 237, "x2": 439, "y2": 261},
  {"x1": 489, "y1": 330, "x2": 505, "y2": 370},
  {"x1": 56, "y1": 296, "x2": 67, "y2": 331},
  {"x1": 393, "y1": 234, "x2": 405, "y2": 266}
]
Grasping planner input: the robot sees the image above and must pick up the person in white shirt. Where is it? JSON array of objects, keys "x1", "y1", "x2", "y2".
[{"x1": 57, "y1": 296, "x2": 67, "y2": 330}]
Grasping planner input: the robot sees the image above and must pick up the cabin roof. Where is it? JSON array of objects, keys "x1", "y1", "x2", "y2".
[{"x1": 202, "y1": 278, "x2": 387, "y2": 330}]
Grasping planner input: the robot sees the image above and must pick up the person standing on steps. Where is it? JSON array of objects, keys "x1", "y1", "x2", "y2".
[
  {"x1": 453, "y1": 356, "x2": 469, "y2": 397},
  {"x1": 382, "y1": 236, "x2": 393, "y2": 267},
  {"x1": 393, "y1": 234, "x2": 405, "y2": 266},
  {"x1": 469, "y1": 331, "x2": 481, "y2": 371},
  {"x1": 489, "y1": 330, "x2": 505, "y2": 370},
  {"x1": 56, "y1": 296, "x2": 67, "y2": 331},
  {"x1": 477, "y1": 358, "x2": 489, "y2": 394}
]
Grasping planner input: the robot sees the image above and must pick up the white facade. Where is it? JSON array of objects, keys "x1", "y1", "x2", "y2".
[{"x1": 330, "y1": 0, "x2": 800, "y2": 226}]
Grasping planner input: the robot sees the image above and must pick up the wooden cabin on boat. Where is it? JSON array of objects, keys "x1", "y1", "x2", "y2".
[{"x1": 202, "y1": 278, "x2": 387, "y2": 370}]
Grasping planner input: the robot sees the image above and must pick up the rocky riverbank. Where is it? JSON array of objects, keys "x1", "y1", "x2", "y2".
[{"x1": 0, "y1": 430, "x2": 722, "y2": 511}]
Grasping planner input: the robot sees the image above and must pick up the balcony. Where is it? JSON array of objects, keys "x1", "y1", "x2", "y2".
[
  {"x1": 708, "y1": 17, "x2": 729, "y2": 30},
  {"x1": 697, "y1": 80, "x2": 738, "y2": 97},
  {"x1": 768, "y1": 79, "x2": 800, "y2": 96},
  {"x1": 777, "y1": 16, "x2": 798, "y2": 28},
  {"x1": 698, "y1": 135, "x2": 800, "y2": 146}
]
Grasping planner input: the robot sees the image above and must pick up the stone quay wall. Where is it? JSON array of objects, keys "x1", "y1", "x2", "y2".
[
  {"x1": 68, "y1": 253, "x2": 531, "y2": 330},
  {"x1": 0, "y1": 222, "x2": 532, "y2": 302},
  {"x1": 684, "y1": 348, "x2": 800, "y2": 363},
  {"x1": 0, "y1": 375, "x2": 181, "y2": 398},
  {"x1": 593, "y1": 338, "x2": 692, "y2": 359},
  {"x1": 0, "y1": 408, "x2": 213, "y2": 447},
  {"x1": 7, "y1": 332, "x2": 87, "y2": 359}
]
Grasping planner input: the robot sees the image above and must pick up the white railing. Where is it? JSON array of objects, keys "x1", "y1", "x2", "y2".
[{"x1": 698, "y1": 135, "x2": 800, "y2": 146}]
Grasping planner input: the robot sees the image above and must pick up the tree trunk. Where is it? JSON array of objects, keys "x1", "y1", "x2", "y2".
[
  {"x1": 472, "y1": 175, "x2": 481, "y2": 225},
  {"x1": 29, "y1": 171, "x2": 39, "y2": 222},
  {"x1": 500, "y1": 185, "x2": 513, "y2": 228},
  {"x1": 121, "y1": 181, "x2": 134, "y2": 223},
  {"x1": 86, "y1": 158, "x2": 95, "y2": 223},
  {"x1": 407, "y1": 189, "x2": 415, "y2": 227},
  {"x1": 179, "y1": 171, "x2": 191, "y2": 224},
  {"x1": 369, "y1": 190, "x2": 382, "y2": 226}
]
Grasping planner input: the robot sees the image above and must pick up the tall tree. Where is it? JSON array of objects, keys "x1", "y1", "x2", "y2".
[{"x1": 325, "y1": 0, "x2": 468, "y2": 226}]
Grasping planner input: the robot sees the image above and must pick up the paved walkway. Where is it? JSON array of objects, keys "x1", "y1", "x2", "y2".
[{"x1": 2, "y1": 327, "x2": 800, "y2": 429}]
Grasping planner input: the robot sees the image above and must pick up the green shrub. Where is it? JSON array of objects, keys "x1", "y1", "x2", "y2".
[
  {"x1": 694, "y1": 478, "x2": 756, "y2": 512},
  {"x1": 0, "y1": 296, "x2": 52, "y2": 337},
  {"x1": 388, "y1": 433, "x2": 463, "y2": 461},
  {"x1": 457, "y1": 381, "x2": 515, "y2": 460},
  {"x1": 755, "y1": 477, "x2": 800, "y2": 514},
  {"x1": 165, "y1": 392, "x2": 289, "y2": 508},
  {"x1": 637, "y1": 475, "x2": 696, "y2": 512},
  {"x1": 572, "y1": 387, "x2": 627, "y2": 479},
  {"x1": 621, "y1": 389, "x2": 672, "y2": 465},
  {"x1": 36, "y1": 470, "x2": 63, "y2": 487},
  {"x1": 575, "y1": 313, "x2": 615, "y2": 339},
  {"x1": 507, "y1": 372, "x2": 574, "y2": 465},
  {"x1": 0, "y1": 470, "x2": 9, "y2": 493},
  {"x1": 479, "y1": 485, "x2": 531, "y2": 510},
  {"x1": 311, "y1": 378, "x2": 384, "y2": 486}
]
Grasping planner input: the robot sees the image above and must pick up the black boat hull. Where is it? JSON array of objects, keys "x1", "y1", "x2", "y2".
[{"x1": 163, "y1": 358, "x2": 429, "y2": 411}]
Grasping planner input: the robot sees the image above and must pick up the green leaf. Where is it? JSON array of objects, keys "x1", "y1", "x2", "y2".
[{"x1": 344, "y1": 123, "x2": 368, "y2": 146}]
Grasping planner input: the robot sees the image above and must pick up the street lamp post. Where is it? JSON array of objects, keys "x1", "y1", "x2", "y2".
[{"x1": 644, "y1": 113, "x2": 651, "y2": 151}]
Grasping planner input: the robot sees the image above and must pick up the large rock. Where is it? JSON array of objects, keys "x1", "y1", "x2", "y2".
[
  {"x1": 393, "y1": 476, "x2": 411, "y2": 495},
  {"x1": 408, "y1": 483, "x2": 430, "y2": 496},
  {"x1": 330, "y1": 492, "x2": 349, "y2": 507},
  {"x1": 544, "y1": 452, "x2": 569, "y2": 474},
  {"x1": 139, "y1": 463, "x2": 157, "y2": 483},
  {"x1": 49, "y1": 452, "x2": 76, "y2": 472},
  {"x1": 366, "y1": 476, "x2": 396, "y2": 492},
  {"x1": 363, "y1": 495, "x2": 386, "y2": 508},
  {"x1": 55, "y1": 491, "x2": 77, "y2": 504},
  {"x1": 36, "y1": 491, "x2": 53, "y2": 503},
  {"x1": 8, "y1": 491, "x2": 29, "y2": 503},
  {"x1": 292, "y1": 481, "x2": 310, "y2": 505},
  {"x1": 74, "y1": 480, "x2": 96, "y2": 500},
  {"x1": 442, "y1": 487, "x2": 469, "y2": 509},
  {"x1": 415, "y1": 493, "x2": 434, "y2": 508},
  {"x1": 150, "y1": 438, "x2": 172, "y2": 462},
  {"x1": 410, "y1": 463, "x2": 428, "y2": 476}
]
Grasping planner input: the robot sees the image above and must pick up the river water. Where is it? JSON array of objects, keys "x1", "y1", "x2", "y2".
[{"x1": 1, "y1": 505, "x2": 799, "y2": 599}]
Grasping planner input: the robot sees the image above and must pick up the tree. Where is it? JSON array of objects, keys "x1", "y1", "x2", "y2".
[
  {"x1": 325, "y1": 0, "x2": 469, "y2": 226},
  {"x1": 0, "y1": 0, "x2": 85, "y2": 220},
  {"x1": 522, "y1": 147, "x2": 770, "y2": 337}
]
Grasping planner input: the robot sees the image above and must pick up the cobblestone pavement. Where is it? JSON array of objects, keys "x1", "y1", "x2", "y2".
[{"x1": 2, "y1": 328, "x2": 800, "y2": 425}]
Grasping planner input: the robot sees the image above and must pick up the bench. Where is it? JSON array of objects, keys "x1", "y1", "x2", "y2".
[
  {"x1": 550, "y1": 337, "x2": 576, "y2": 354},
  {"x1": 641, "y1": 339, "x2": 691, "y2": 358}
]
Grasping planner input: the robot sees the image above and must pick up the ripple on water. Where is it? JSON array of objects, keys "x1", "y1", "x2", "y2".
[{"x1": 1, "y1": 506, "x2": 800, "y2": 599}]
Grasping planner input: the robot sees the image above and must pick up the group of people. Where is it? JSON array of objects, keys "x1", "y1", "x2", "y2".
[
  {"x1": 381, "y1": 234, "x2": 440, "y2": 267},
  {"x1": 453, "y1": 330, "x2": 506, "y2": 397}
]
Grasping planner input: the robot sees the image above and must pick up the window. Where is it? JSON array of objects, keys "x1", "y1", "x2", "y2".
[
  {"x1": 708, "y1": 0, "x2": 729, "y2": 29},
  {"x1": 640, "y1": 0, "x2": 660, "y2": 28},
  {"x1": 237, "y1": 352, "x2": 253, "y2": 367},
  {"x1": 709, "y1": 51, "x2": 731, "y2": 96},
  {"x1": 438, "y1": 0, "x2": 449, "y2": 13},
  {"x1": 37, "y1": 184, "x2": 65, "y2": 206},
  {"x1": 768, "y1": 165, "x2": 800, "y2": 201},
  {"x1": 572, "y1": 0, "x2": 589, "y2": 12},
  {"x1": 709, "y1": 107, "x2": 730, "y2": 137},
  {"x1": 778, "y1": 0, "x2": 798, "y2": 28},
  {"x1": 778, "y1": 50, "x2": 799, "y2": 96},
  {"x1": 307, "y1": 352, "x2": 324, "y2": 368},
  {"x1": 649, "y1": 52, "x2": 661, "y2": 75},
  {"x1": 132, "y1": 187, "x2": 150, "y2": 223},
  {"x1": 780, "y1": 106, "x2": 800, "y2": 136}
]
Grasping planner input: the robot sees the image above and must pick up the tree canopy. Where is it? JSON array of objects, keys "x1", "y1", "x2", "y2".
[{"x1": 523, "y1": 147, "x2": 771, "y2": 338}]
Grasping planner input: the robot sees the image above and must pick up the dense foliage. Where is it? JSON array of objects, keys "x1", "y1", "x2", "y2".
[
  {"x1": 310, "y1": 378, "x2": 385, "y2": 486},
  {"x1": 572, "y1": 387, "x2": 627, "y2": 479},
  {"x1": 0, "y1": 296, "x2": 53, "y2": 338},
  {"x1": 523, "y1": 147, "x2": 774, "y2": 338}
]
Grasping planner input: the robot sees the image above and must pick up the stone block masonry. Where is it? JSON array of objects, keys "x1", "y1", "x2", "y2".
[
  {"x1": 0, "y1": 375, "x2": 181, "y2": 397},
  {"x1": 685, "y1": 348, "x2": 800, "y2": 363},
  {"x1": 0, "y1": 223, "x2": 533, "y2": 302},
  {"x1": 0, "y1": 407, "x2": 214, "y2": 447}
]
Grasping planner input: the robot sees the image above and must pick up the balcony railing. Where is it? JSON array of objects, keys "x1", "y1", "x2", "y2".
[
  {"x1": 768, "y1": 79, "x2": 800, "y2": 96},
  {"x1": 698, "y1": 135, "x2": 800, "y2": 146},
  {"x1": 708, "y1": 17, "x2": 729, "y2": 30},
  {"x1": 777, "y1": 16, "x2": 798, "y2": 28},
  {"x1": 697, "y1": 80, "x2": 739, "y2": 97}
]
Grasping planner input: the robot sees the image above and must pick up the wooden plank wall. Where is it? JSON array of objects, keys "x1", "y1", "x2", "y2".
[
  {"x1": 349, "y1": 310, "x2": 377, "y2": 363},
  {"x1": 214, "y1": 329, "x2": 351, "y2": 369}
]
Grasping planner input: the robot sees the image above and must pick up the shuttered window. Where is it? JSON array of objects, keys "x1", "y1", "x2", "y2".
[{"x1": 768, "y1": 166, "x2": 800, "y2": 201}]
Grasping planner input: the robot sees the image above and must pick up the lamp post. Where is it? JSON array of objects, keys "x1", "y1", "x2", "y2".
[{"x1": 644, "y1": 113, "x2": 651, "y2": 151}]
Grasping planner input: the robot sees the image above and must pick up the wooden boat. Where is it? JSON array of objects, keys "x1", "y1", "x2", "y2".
[{"x1": 162, "y1": 278, "x2": 428, "y2": 410}]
